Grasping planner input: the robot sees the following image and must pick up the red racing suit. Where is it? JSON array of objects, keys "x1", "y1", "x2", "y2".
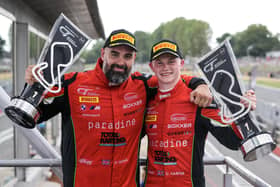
[
  {"x1": 37, "y1": 58, "x2": 203, "y2": 187},
  {"x1": 144, "y1": 79, "x2": 242, "y2": 187}
]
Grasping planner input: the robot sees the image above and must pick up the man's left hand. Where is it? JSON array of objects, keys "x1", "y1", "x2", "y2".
[{"x1": 190, "y1": 84, "x2": 213, "y2": 107}]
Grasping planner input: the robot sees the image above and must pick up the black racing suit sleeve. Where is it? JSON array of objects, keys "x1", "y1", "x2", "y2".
[
  {"x1": 188, "y1": 77, "x2": 206, "y2": 90},
  {"x1": 207, "y1": 121, "x2": 241, "y2": 150},
  {"x1": 199, "y1": 108, "x2": 242, "y2": 150},
  {"x1": 37, "y1": 95, "x2": 65, "y2": 123}
]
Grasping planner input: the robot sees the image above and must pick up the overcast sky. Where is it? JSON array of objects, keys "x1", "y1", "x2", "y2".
[{"x1": 97, "y1": 0, "x2": 280, "y2": 46}]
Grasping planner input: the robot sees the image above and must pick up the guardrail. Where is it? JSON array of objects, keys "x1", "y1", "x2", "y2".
[
  {"x1": 0, "y1": 156, "x2": 271, "y2": 187},
  {"x1": 256, "y1": 100, "x2": 280, "y2": 130}
]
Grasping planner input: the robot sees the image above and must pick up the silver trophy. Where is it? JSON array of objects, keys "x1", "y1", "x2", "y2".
[
  {"x1": 5, "y1": 13, "x2": 90, "y2": 128},
  {"x1": 196, "y1": 39, "x2": 276, "y2": 161}
]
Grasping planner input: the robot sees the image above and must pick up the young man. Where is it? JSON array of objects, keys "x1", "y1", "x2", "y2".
[
  {"x1": 25, "y1": 30, "x2": 212, "y2": 187},
  {"x1": 144, "y1": 39, "x2": 256, "y2": 187}
]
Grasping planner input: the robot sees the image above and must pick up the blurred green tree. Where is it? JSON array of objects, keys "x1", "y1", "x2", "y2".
[
  {"x1": 82, "y1": 39, "x2": 105, "y2": 64},
  {"x1": 134, "y1": 31, "x2": 152, "y2": 63},
  {"x1": 217, "y1": 24, "x2": 280, "y2": 57},
  {"x1": 151, "y1": 17, "x2": 212, "y2": 57}
]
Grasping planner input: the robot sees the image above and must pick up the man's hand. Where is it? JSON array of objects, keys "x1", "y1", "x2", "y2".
[
  {"x1": 190, "y1": 84, "x2": 212, "y2": 107},
  {"x1": 241, "y1": 89, "x2": 256, "y2": 110},
  {"x1": 25, "y1": 65, "x2": 40, "y2": 85}
]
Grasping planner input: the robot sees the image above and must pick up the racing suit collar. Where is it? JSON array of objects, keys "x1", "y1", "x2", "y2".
[
  {"x1": 95, "y1": 58, "x2": 110, "y2": 85},
  {"x1": 157, "y1": 79, "x2": 187, "y2": 101}
]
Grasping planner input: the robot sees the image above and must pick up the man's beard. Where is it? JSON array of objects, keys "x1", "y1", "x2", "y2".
[{"x1": 103, "y1": 63, "x2": 132, "y2": 85}]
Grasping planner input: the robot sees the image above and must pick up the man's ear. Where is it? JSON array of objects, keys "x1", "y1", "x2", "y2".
[
  {"x1": 132, "y1": 52, "x2": 136, "y2": 64},
  {"x1": 149, "y1": 62, "x2": 155, "y2": 72},
  {"x1": 101, "y1": 48, "x2": 105, "y2": 60},
  {"x1": 180, "y1": 59, "x2": 185, "y2": 67}
]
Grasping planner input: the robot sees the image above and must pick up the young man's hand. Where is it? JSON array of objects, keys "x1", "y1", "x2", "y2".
[
  {"x1": 190, "y1": 84, "x2": 212, "y2": 107},
  {"x1": 241, "y1": 89, "x2": 256, "y2": 110}
]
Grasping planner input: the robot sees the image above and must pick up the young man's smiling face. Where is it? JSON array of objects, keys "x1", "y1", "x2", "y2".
[{"x1": 150, "y1": 53, "x2": 184, "y2": 89}]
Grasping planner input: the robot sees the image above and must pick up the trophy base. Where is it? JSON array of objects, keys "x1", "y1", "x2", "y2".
[
  {"x1": 241, "y1": 132, "x2": 276, "y2": 161},
  {"x1": 4, "y1": 98, "x2": 40, "y2": 129}
]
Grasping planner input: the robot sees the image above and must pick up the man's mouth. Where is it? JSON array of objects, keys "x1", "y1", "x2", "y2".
[
  {"x1": 111, "y1": 64, "x2": 127, "y2": 73},
  {"x1": 160, "y1": 72, "x2": 172, "y2": 77},
  {"x1": 113, "y1": 67, "x2": 125, "y2": 72}
]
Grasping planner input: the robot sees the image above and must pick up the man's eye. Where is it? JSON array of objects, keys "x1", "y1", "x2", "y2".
[
  {"x1": 111, "y1": 52, "x2": 118, "y2": 57},
  {"x1": 168, "y1": 61, "x2": 176, "y2": 64},
  {"x1": 157, "y1": 61, "x2": 163, "y2": 65},
  {"x1": 125, "y1": 54, "x2": 132, "y2": 59}
]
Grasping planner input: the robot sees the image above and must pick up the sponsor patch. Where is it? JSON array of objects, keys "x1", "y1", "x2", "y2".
[
  {"x1": 167, "y1": 131, "x2": 192, "y2": 136},
  {"x1": 170, "y1": 113, "x2": 187, "y2": 121},
  {"x1": 149, "y1": 139, "x2": 188, "y2": 148},
  {"x1": 153, "y1": 42, "x2": 177, "y2": 53},
  {"x1": 154, "y1": 150, "x2": 177, "y2": 165},
  {"x1": 90, "y1": 105, "x2": 101, "y2": 110},
  {"x1": 114, "y1": 159, "x2": 128, "y2": 165},
  {"x1": 157, "y1": 170, "x2": 165, "y2": 176},
  {"x1": 124, "y1": 108, "x2": 141, "y2": 116},
  {"x1": 79, "y1": 96, "x2": 99, "y2": 103},
  {"x1": 79, "y1": 158, "x2": 93, "y2": 165},
  {"x1": 146, "y1": 115, "x2": 157, "y2": 122},
  {"x1": 80, "y1": 104, "x2": 86, "y2": 111},
  {"x1": 82, "y1": 114, "x2": 100, "y2": 117},
  {"x1": 77, "y1": 87, "x2": 99, "y2": 96},
  {"x1": 123, "y1": 99, "x2": 142, "y2": 109},
  {"x1": 167, "y1": 123, "x2": 192, "y2": 129},
  {"x1": 149, "y1": 124, "x2": 157, "y2": 129},
  {"x1": 110, "y1": 33, "x2": 135, "y2": 44},
  {"x1": 124, "y1": 92, "x2": 138, "y2": 101},
  {"x1": 99, "y1": 132, "x2": 127, "y2": 147},
  {"x1": 88, "y1": 119, "x2": 136, "y2": 130},
  {"x1": 102, "y1": 160, "x2": 111, "y2": 166},
  {"x1": 147, "y1": 132, "x2": 158, "y2": 136}
]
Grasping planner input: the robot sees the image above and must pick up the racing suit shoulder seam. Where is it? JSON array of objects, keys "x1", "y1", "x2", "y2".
[{"x1": 62, "y1": 72, "x2": 79, "y2": 87}]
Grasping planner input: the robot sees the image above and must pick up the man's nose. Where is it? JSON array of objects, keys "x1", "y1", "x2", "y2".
[
  {"x1": 116, "y1": 56, "x2": 127, "y2": 65},
  {"x1": 161, "y1": 62, "x2": 169, "y2": 69}
]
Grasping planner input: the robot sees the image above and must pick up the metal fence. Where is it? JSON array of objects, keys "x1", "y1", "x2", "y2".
[
  {"x1": 256, "y1": 100, "x2": 280, "y2": 130},
  {"x1": 0, "y1": 156, "x2": 271, "y2": 187}
]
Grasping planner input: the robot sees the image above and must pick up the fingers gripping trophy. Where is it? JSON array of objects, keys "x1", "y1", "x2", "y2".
[
  {"x1": 196, "y1": 39, "x2": 276, "y2": 161},
  {"x1": 4, "y1": 13, "x2": 90, "y2": 129}
]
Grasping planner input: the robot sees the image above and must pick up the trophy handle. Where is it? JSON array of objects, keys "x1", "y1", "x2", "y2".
[{"x1": 32, "y1": 42, "x2": 73, "y2": 93}]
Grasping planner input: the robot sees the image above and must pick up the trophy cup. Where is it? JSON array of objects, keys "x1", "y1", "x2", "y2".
[
  {"x1": 4, "y1": 13, "x2": 90, "y2": 129},
  {"x1": 196, "y1": 39, "x2": 276, "y2": 161}
]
